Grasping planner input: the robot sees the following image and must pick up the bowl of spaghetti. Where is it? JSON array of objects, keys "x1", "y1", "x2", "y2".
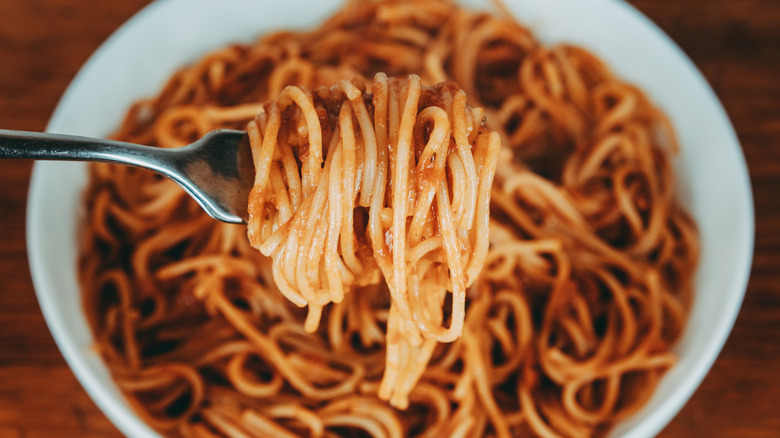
[{"x1": 26, "y1": 0, "x2": 753, "y2": 437}]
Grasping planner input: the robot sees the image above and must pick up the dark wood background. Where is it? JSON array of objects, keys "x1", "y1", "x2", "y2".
[{"x1": 0, "y1": 0, "x2": 777, "y2": 436}]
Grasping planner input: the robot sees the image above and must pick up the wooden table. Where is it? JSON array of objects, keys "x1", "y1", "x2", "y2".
[{"x1": 0, "y1": 1, "x2": 777, "y2": 436}]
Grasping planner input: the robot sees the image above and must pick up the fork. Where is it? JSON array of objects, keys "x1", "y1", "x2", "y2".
[{"x1": 0, "y1": 129, "x2": 254, "y2": 224}]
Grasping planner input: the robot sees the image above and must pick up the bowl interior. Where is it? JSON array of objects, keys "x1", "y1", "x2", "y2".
[{"x1": 26, "y1": 1, "x2": 753, "y2": 437}]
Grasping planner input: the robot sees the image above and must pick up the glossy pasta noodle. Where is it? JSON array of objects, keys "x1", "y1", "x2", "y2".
[{"x1": 79, "y1": 0, "x2": 699, "y2": 437}]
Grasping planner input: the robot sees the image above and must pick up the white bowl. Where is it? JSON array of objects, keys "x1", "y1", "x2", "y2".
[{"x1": 26, "y1": 0, "x2": 754, "y2": 437}]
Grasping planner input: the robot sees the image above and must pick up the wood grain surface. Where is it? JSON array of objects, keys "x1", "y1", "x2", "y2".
[{"x1": 0, "y1": 1, "x2": 777, "y2": 437}]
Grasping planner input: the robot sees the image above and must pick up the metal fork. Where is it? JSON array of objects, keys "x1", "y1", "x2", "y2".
[{"x1": 0, "y1": 129, "x2": 254, "y2": 224}]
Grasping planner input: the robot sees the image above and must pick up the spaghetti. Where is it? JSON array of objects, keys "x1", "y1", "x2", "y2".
[
  {"x1": 79, "y1": 0, "x2": 699, "y2": 437},
  {"x1": 245, "y1": 74, "x2": 501, "y2": 408}
]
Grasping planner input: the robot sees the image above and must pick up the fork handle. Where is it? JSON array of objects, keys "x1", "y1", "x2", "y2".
[{"x1": 0, "y1": 128, "x2": 179, "y2": 177}]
